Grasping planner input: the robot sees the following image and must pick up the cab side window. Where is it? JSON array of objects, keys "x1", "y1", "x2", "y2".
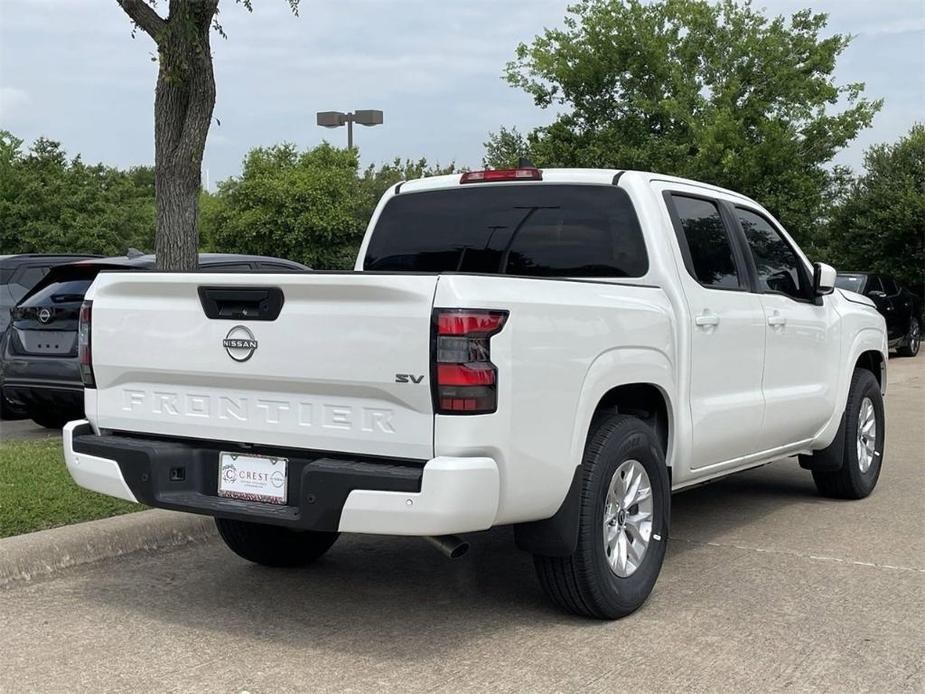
[
  {"x1": 736, "y1": 208, "x2": 808, "y2": 301},
  {"x1": 865, "y1": 275, "x2": 884, "y2": 295},
  {"x1": 670, "y1": 195, "x2": 742, "y2": 289},
  {"x1": 257, "y1": 262, "x2": 302, "y2": 272},
  {"x1": 200, "y1": 263, "x2": 254, "y2": 273}
]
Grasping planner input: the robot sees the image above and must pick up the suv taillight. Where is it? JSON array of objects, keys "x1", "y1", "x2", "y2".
[
  {"x1": 432, "y1": 309, "x2": 508, "y2": 414},
  {"x1": 77, "y1": 300, "x2": 95, "y2": 388}
]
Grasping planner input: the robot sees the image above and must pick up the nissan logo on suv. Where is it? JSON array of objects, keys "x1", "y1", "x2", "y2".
[{"x1": 222, "y1": 325, "x2": 258, "y2": 362}]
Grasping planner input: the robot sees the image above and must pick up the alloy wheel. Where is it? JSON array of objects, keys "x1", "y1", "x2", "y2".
[
  {"x1": 856, "y1": 396, "x2": 877, "y2": 473},
  {"x1": 603, "y1": 459, "x2": 653, "y2": 577}
]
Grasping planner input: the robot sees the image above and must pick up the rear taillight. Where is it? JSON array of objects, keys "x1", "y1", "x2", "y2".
[
  {"x1": 77, "y1": 300, "x2": 95, "y2": 388},
  {"x1": 432, "y1": 309, "x2": 508, "y2": 414}
]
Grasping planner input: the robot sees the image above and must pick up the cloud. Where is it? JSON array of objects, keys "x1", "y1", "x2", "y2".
[
  {"x1": 0, "y1": 87, "x2": 31, "y2": 121},
  {"x1": 860, "y1": 17, "x2": 925, "y2": 36}
]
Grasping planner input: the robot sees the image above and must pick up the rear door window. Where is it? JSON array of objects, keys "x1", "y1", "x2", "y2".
[
  {"x1": 364, "y1": 185, "x2": 648, "y2": 278},
  {"x1": 669, "y1": 195, "x2": 742, "y2": 289}
]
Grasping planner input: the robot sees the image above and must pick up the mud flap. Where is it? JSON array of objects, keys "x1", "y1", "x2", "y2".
[
  {"x1": 799, "y1": 408, "x2": 846, "y2": 472},
  {"x1": 514, "y1": 465, "x2": 582, "y2": 557}
]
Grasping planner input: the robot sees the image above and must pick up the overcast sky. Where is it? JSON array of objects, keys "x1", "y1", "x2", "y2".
[{"x1": 1, "y1": 0, "x2": 922, "y2": 187}]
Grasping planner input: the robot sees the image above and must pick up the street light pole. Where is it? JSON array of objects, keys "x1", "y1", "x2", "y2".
[{"x1": 316, "y1": 109, "x2": 383, "y2": 149}]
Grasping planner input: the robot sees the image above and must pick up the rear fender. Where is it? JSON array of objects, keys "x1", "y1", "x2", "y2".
[
  {"x1": 515, "y1": 347, "x2": 675, "y2": 556},
  {"x1": 569, "y1": 347, "x2": 676, "y2": 471}
]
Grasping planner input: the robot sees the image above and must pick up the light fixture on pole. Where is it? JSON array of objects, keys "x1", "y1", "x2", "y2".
[{"x1": 316, "y1": 109, "x2": 383, "y2": 149}]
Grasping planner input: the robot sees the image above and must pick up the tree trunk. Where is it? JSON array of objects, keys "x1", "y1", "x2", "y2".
[{"x1": 152, "y1": 1, "x2": 218, "y2": 271}]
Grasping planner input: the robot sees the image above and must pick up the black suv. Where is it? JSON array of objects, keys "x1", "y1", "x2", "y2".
[
  {"x1": 836, "y1": 272, "x2": 922, "y2": 357},
  {"x1": 1, "y1": 253, "x2": 308, "y2": 428},
  {"x1": 1, "y1": 254, "x2": 101, "y2": 417}
]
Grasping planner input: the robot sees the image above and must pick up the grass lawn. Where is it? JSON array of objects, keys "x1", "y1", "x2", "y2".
[{"x1": 0, "y1": 437, "x2": 141, "y2": 538}]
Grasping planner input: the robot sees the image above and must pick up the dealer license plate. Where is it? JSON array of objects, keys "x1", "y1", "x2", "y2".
[{"x1": 218, "y1": 452, "x2": 288, "y2": 505}]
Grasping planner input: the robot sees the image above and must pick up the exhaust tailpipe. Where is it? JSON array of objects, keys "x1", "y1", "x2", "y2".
[{"x1": 425, "y1": 534, "x2": 469, "y2": 559}]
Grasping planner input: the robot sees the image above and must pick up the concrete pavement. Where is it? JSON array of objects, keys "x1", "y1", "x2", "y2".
[
  {"x1": 0, "y1": 418, "x2": 58, "y2": 441},
  {"x1": 1, "y1": 356, "x2": 922, "y2": 693}
]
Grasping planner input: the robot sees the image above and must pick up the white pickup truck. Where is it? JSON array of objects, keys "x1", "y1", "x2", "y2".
[{"x1": 64, "y1": 167, "x2": 888, "y2": 619}]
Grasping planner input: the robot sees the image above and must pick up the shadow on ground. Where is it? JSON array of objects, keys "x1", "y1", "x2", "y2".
[{"x1": 75, "y1": 457, "x2": 826, "y2": 661}]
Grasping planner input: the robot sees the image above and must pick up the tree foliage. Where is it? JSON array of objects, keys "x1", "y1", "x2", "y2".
[
  {"x1": 0, "y1": 131, "x2": 155, "y2": 255},
  {"x1": 820, "y1": 124, "x2": 925, "y2": 290},
  {"x1": 490, "y1": 0, "x2": 881, "y2": 243},
  {"x1": 201, "y1": 143, "x2": 455, "y2": 269},
  {"x1": 482, "y1": 126, "x2": 531, "y2": 169}
]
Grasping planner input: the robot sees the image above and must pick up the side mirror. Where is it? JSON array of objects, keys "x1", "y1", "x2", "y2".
[{"x1": 813, "y1": 262, "x2": 836, "y2": 298}]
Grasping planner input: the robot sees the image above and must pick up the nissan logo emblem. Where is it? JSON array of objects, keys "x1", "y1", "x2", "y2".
[
  {"x1": 222, "y1": 325, "x2": 258, "y2": 362},
  {"x1": 38, "y1": 308, "x2": 52, "y2": 324}
]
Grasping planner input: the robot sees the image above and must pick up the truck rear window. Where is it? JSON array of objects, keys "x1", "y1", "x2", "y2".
[{"x1": 363, "y1": 185, "x2": 648, "y2": 277}]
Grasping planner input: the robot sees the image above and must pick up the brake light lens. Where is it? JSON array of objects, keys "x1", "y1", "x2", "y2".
[
  {"x1": 459, "y1": 168, "x2": 542, "y2": 184},
  {"x1": 77, "y1": 300, "x2": 95, "y2": 388},
  {"x1": 432, "y1": 308, "x2": 507, "y2": 414}
]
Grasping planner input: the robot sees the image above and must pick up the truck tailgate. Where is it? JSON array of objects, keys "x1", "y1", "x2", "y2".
[{"x1": 86, "y1": 273, "x2": 438, "y2": 459}]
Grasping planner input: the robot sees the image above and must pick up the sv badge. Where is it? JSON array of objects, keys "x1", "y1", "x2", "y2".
[{"x1": 395, "y1": 373, "x2": 424, "y2": 384}]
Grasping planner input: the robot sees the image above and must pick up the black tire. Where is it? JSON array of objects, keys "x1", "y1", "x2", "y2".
[
  {"x1": 533, "y1": 414, "x2": 670, "y2": 620},
  {"x1": 897, "y1": 317, "x2": 920, "y2": 357},
  {"x1": 215, "y1": 518, "x2": 339, "y2": 567},
  {"x1": 30, "y1": 410, "x2": 74, "y2": 429},
  {"x1": 812, "y1": 368, "x2": 885, "y2": 499}
]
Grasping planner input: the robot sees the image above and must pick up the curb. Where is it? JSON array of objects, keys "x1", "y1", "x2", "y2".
[{"x1": 0, "y1": 509, "x2": 217, "y2": 588}]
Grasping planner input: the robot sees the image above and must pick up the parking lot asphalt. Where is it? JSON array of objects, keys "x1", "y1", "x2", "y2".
[
  {"x1": 0, "y1": 356, "x2": 922, "y2": 693},
  {"x1": 0, "y1": 418, "x2": 59, "y2": 441}
]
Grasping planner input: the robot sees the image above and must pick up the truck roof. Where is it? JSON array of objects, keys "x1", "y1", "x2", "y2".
[{"x1": 398, "y1": 168, "x2": 760, "y2": 207}]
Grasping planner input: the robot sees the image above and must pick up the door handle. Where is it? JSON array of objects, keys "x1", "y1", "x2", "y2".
[
  {"x1": 767, "y1": 313, "x2": 787, "y2": 327},
  {"x1": 695, "y1": 312, "x2": 720, "y2": 328}
]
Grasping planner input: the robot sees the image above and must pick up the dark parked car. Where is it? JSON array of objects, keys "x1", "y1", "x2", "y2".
[
  {"x1": 836, "y1": 272, "x2": 921, "y2": 357},
  {"x1": 0, "y1": 253, "x2": 308, "y2": 428},
  {"x1": 0, "y1": 254, "x2": 101, "y2": 335},
  {"x1": 1, "y1": 254, "x2": 101, "y2": 418}
]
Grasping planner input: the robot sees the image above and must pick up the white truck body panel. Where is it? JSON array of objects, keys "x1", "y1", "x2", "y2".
[
  {"x1": 432, "y1": 273, "x2": 674, "y2": 524},
  {"x1": 85, "y1": 273, "x2": 439, "y2": 460}
]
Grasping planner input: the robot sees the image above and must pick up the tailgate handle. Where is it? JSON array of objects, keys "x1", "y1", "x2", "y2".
[{"x1": 197, "y1": 286, "x2": 284, "y2": 321}]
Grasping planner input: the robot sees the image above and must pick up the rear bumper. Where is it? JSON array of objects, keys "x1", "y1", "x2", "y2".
[
  {"x1": 63, "y1": 420, "x2": 500, "y2": 536},
  {"x1": 1, "y1": 352, "x2": 83, "y2": 413},
  {"x1": 3, "y1": 381, "x2": 83, "y2": 412}
]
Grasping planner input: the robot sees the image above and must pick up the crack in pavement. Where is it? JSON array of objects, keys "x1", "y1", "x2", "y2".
[{"x1": 669, "y1": 536, "x2": 925, "y2": 574}]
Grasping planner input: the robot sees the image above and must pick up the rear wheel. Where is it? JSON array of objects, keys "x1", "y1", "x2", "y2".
[
  {"x1": 215, "y1": 518, "x2": 339, "y2": 567},
  {"x1": 812, "y1": 369, "x2": 884, "y2": 499},
  {"x1": 533, "y1": 414, "x2": 670, "y2": 620},
  {"x1": 897, "y1": 317, "x2": 920, "y2": 357}
]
